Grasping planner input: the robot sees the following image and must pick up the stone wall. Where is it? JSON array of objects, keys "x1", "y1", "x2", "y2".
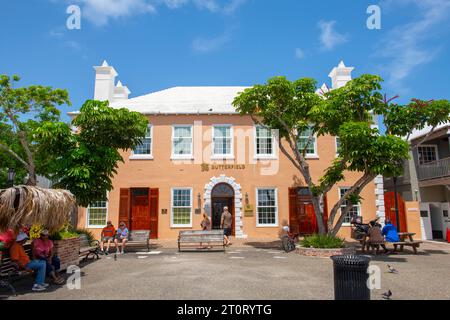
[{"x1": 53, "y1": 237, "x2": 80, "y2": 271}]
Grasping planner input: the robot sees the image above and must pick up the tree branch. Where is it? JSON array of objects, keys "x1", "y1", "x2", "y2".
[{"x1": 0, "y1": 142, "x2": 29, "y2": 169}]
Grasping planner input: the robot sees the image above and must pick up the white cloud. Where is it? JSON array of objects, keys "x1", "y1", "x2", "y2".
[
  {"x1": 72, "y1": 0, "x2": 156, "y2": 26},
  {"x1": 294, "y1": 48, "x2": 305, "y2": 59},
  {"x1": 192, "y1": 32, "x2": 230, "y2": 53},
  {"x1": 318, "y1": 20, "x2": 348, "y2": 51},
  {"x1": 376, "y1": 0, "x2": 450, "y2": 92}
]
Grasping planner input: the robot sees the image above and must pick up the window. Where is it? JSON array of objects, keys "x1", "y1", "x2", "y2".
[
  {"x1": 171, "y1": 188, "x2": 192, "y2": 227},
  {"x1": 256, "y1": 188, "x2": 278, "y2": 226},
  {"x1": 212, "y1": 125, "x2": 233, "y2": 157},
  {"x1": 335, "y1": 137, "x2": 341, "y2": 155},
  {"x1": 339, "y1": 187, "x2": 360, "y2": 224},
  {"x1": 418, "y1": 145, "x2": 438, "y2": 165},
  {"x1": 87, "y1": 199, "x2": 108, "y2": 228},
  {"x1": 297, "y1": 126, "x2": 317, "y2": 156},
  {"x1": 132, "y1": 125, "x2": 152, "y2": 157},
  {"x1": 172, "y1": 125, "x2": 193, "y2": 158},
  {"x1": 255, "y1": 126, "x2": 274, "y2": 157}
]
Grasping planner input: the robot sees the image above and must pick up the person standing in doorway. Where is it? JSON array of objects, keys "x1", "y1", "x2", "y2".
[{"x1": 221, "y1": 206, "x2": 233, "y2": 246}]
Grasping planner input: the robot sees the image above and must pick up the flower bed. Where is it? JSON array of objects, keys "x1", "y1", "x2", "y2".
[
  {"x1": 295, "y1": 245, "x2": 356, "y2": 257},
  {"x1": 53, "y1": 237, "x2": 80, "y2": 271}
]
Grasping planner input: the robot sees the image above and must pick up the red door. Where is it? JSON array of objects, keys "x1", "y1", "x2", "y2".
[
  {"x1": 384, "y1": 192, "x2": 407, "y2": 232},
  {"x1": 131, "y1": 188, "x2": 151, "y2": 231},
  {"x1": 289, "y1": 187, "x2": 328, "y2": 235}
]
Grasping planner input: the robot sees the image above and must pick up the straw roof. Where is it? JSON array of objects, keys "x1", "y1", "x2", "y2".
[{"x1": 0, "y1": 186, "x2": 76, "y2": 233}]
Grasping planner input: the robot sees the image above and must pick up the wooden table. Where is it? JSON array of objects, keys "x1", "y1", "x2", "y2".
[{"x1": 392, "y1": 232, "x2": 422, "y2": 254}]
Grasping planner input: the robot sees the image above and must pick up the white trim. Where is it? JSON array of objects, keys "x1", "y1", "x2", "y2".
[
  {"x1": 338, "y1": 187, "x2": 361, "y2": 225},
  {"x1": 86, "y1": 195, "x2": 109, "y2": 229},
  {"x1": 255, "y1": 187, "x2": 279, "y2": 227},
  {"x1": 130, "y1": 124, "x2": 153, "y2": 159},
  {"x1": 170, "y1": 187, "x2": 193, "y2": 228},
  {"x1": 203, "y1": 175, "x2": 246, "y2": 238},
  {"x1": 298, "y1": 126, "x2": 318, "y2": 158},
  {"x1": 171, "y1": 125, "x2": 194, "y2": 160},
  {"x1": 211, "y1": 124, "x2": 234, "y2": 158},
  {"x1": 253, "y1": 125, "x2": 277, "y2": 160}
]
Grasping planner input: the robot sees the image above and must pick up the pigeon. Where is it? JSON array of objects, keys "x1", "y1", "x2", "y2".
[
  {"x1": 114, "y1": 253, "x2": 117, "y2": 261},
  {"x1": 387, "y1": 265, "x2": 398, "y2": 274},
  {"x1": 382, "y1": 290, "x2": 392, "y2": 300}
]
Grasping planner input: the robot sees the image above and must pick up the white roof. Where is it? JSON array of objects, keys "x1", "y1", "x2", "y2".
[
  {"x1": 408, "y1": 121, "x2": 450, "y2": 141},
  {"x1": 108, "y1": 86, "x2": 250, "y2": 114}
]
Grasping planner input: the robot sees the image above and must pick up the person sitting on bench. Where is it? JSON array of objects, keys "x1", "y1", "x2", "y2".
[
  {"x1": 114, "y1": 222, "x2": 129, "y2": 254},
  {"x1": 32, "y1": 229, "x2": 65, "y2": 285},
  {"x1": 382, "y1": 219, "x2": 400, "y2": 243},
  {"x1": 100, "y1": 221, "x2": 116, "y2": 255},
  {"x1": 10, "y1": 232, "x2": 48, "y2": 292},
  {"x1": 367, "y1": 221, "x2": 389, "y2": 254}
]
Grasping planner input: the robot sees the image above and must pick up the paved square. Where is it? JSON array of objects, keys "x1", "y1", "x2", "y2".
[{"x1": 2, "y1": 241, "x2": 449, "y2": 300}]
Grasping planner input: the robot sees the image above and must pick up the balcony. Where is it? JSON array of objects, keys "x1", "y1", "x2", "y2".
[{"x1": 417, "y1": 157, "x2": 450, "y2": 181}]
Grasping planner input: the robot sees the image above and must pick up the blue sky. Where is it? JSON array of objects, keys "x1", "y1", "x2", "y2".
[{"x1": 1, "y1": 0, "x2": 450, "y2": 123}]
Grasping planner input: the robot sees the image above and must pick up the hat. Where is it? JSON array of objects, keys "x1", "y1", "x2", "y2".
[
  {"x1": 40, "y1": 229, "x2": 49, "y2": 236},
  {"x1": 16, "y1": 231, "x2": 29, "y2": 242}
]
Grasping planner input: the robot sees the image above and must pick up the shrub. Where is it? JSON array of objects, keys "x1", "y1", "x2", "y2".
[
  {"x1": 73, "y1": 228, "x2": 96, "y2": 242},
  {"x1": 301, "y1": 234, "x2": 345, "y2": 249}
]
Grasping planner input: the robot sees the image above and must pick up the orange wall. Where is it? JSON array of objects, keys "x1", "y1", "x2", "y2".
[{"x1": 78, "y1": 115, "x2": 377, "y2": 240}]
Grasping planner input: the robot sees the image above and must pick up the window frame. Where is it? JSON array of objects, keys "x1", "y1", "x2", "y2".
[
  {"x1": 171, "y1": 125, "x2": 194, "y2": 160},
  {"x1": 211, "y1": 124, "x2": 235, "y2": 159},
  {"x1": 86, "y1": 196, "x2": 109, "y2": 229},
  {"x1": 255, "y1": 187, "x2": 279, "y2": 227},
  {"x1": 170, "y1": 187, "x2": 193, "y2": 228},
  {"x1": 417, "y1": 144, "x2": 439, "y2": 165},
  {"x1": 338, "y1": 187, "x2": 361, "y2": 226},
  {"x1": 297, "y1": 126, "x2": 318, "y2": 159},
  {"x1": 130, "y1": 124, "x2": 153, "y2": 160},
  {"x1": 254, "y1": 125, "x2": 277, "y2": 160}
]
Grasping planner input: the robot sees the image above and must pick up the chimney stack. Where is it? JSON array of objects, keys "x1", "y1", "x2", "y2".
[
  {"x1": 94, "y1": 60, "x2": 118, "y2": 102},
  {"x1": 328, "y1": 61, "x2": 354, "y2": 89},
  {"x1": 113, "y1": 80, "x2": 131, "y2": 101}
]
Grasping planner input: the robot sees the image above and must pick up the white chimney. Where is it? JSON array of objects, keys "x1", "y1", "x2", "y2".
[
  {"x1": 328, "y1": 61, "x2": 354, "y2": 89},
  {"x1": 113, "y1": 80, "x2": 131, "y2": 101},
  {"x1": 94, "y1": 60, "x2": 118, "y2": 102}
]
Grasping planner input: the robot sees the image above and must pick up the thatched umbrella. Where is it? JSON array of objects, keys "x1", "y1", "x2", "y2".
[{"x1": 0, "y1": 186, "x2": 76, "y2": 233}]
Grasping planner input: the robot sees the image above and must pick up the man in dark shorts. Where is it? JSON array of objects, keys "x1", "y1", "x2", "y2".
[{"x1": 221, "y1": 206, "x2": 233, "y2": 246}]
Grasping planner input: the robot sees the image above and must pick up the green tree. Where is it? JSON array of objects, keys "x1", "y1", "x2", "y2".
[
  {"x1": 0, "y1": 75, "x2": 148, "y2": 207},
  {"x1": 233, "y1": 75, "x2": 450, "y2": 235}
]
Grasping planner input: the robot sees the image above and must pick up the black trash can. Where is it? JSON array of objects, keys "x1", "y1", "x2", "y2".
[{"x1": 330, "y1": 255, "x2": 371, "y2": 300}]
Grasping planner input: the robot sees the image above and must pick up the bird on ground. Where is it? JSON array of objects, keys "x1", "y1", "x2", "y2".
[
  {"x1": 382, "y1": 290, "x2": 393, "y2": 300},
  {"x1": 387, "y1": 265, "x2": 398, "y2": 274}
]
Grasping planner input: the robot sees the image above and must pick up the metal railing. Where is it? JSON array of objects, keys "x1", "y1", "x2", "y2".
[{"x1": 417, "y1": 157, "x2": 450, "y2": 181}]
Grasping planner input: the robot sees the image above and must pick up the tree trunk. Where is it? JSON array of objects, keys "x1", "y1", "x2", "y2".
[{"x1": 311, "y1": 194, "x2": 326, "y2": 235}]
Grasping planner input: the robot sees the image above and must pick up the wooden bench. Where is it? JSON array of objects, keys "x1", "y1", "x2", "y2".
[
  {"x1": 392, "y1": 232, "x2": 423, "y2": 254},
  {"x1": 118, "y1": 230, "x2": 151, "y2": 252},
  {"x1": 78, "y1": 234, "x2": 100, "y2": 261},
  {"x1": 392, "y1": 241, "x2": 423, "y2": 254},
  {"x1": 178, "y1": 230, "x2": 226, "y2": 252},
  {"x1": 0, "y1": 244, "x2": 33, "y2": 296}
]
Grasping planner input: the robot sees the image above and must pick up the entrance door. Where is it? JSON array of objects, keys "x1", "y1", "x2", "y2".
[
  {"x1": 384, "y1": 192, "x2": 407, "y2": 233},
  {"x1": 131, "y1": 188, "x2": 151, "y2": 231},
  {"x1": 211, "y1": 183, "x2": 235, "y2": 236},
  {"x1": 289, "y1": 187, "x2": 328, "y2": 235}
]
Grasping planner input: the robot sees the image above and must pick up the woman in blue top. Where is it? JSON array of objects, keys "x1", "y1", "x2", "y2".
[
  {"x1": 114, "y1": 221, "x2": 129, "y2": 254},
  {"x1": 382, "y1": 220, "x2": 400, "y2": 243}
]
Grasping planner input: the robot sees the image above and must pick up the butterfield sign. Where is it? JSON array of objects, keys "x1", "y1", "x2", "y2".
[{"x1": 201, "y1": 163, "x2": 246, "y2": 172}]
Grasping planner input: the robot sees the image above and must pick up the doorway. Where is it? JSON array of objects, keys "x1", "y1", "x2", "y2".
[
  {"x1": 211, "y1": 183, "x2": 235, "y2": 235},
  {"x1": 123, "y1": 188, "x2": 159, "y2": 239}
]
